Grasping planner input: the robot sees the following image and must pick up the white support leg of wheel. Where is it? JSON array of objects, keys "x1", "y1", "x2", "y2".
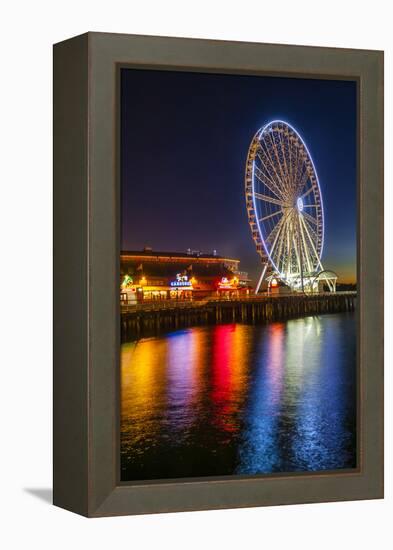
[{"x1": 255, "y1": 263, "x2": 268, "y2": 294}]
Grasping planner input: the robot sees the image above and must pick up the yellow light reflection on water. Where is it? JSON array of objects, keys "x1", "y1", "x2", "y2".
[{"x1": 121, "y1": 338, "x2": 168, "y2": 450}]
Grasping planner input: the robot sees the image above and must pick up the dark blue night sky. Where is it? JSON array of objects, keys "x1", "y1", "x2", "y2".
[{"x1": 121, "y1": 69, "x2": 357, "y2": 284}]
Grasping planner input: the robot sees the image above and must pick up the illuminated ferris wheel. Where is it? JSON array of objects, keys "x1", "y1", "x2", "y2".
[{"x1": 245, "y1": 120, "x2": 334, "y2": 293}]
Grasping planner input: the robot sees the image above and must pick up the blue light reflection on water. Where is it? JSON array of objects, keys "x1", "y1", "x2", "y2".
[
  {"x1": 121, "y1": 313, "x2": 356, "y2": 481},
  {"x1": 236, "y1": 315, "x2": 356, "y2": 474}
]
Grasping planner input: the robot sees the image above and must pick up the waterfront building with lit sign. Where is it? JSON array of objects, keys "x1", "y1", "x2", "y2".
[{"x1": 120, "y1": 248, "x2": 251, "y2": 303}]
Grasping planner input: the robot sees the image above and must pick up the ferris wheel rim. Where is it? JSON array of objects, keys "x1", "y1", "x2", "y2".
[{"x1": 249, "y1": 119, "x2": 325, "y2": 280}]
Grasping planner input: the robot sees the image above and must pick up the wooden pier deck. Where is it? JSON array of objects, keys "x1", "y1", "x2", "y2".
[{"x1": 120, "y1": 292, "x2": 356, "y2": 342}]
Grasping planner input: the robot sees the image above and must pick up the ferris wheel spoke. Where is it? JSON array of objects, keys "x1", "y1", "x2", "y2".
[
  {"x1": 298, "y1": 216, "x2": 313, "y2": 273},
  {"x1": 254, "y1": 162, "x2": 285, "y2": 201},
  {"x1": 302, "y1": 215, "x2": 320, "y2": 247},
  {"x1": 291, "y1": 138, "x2": 299, "y2": 188},
  {"x1": 297, "y1": 164, "x2": 311, "y2": 196},
  {"x1": 273, "y1": 214, "x2": 290, "y2": 272},
  {"x1": 277, "y1": 129, "x2": 292, "y2": 190},
  {"x1": 302, "y1": 210, "x2": 318, "y2": 225},
  {"x1": 286, "y1": 131, "x2": 295, "y2": 189},
  {"x1": 279, "y1": 216, "x2": 291, "y2": 279},
  {"x1": 264, "y1": 132, "x2": 289, "y2": 195},
  {"x1": 292, "y1": 216, "x2": 304, "y2": 277},
  {"x1": 296, "y1": 150, "x2": 310, "y2": 197},
  {"x1": 292, "y1": 145, "x2": 304, "y2": 191},
  {"x1": 257, "y1": 146, "x2": 288, "y2": 200},
  {"x1": 254, "y1": 192, "x2": 285, "y2": 207},
  {"x1": 266, "y1": 208, "x2": 290, "y2": 263},
  {"x1": 300, "y1": 185, "x2": 314, "y2": 200},
  {"x1": 283, "y1": 132, "x2": 296, "y2": 192},
  {"x1": 275, "y1": 130, "x2": 292, "y2": 192},
  {"x1": 302, "y1": 220, "x2": 319, "y2": 252},
  {"x1": 300, "y1": 215, "x2": 323, "y2": 271},
  {"x1": 267, "y1": 131, "x2": 292, "y2": 197},
  {"x1": 267, "y1": 215, "x2": 288, "y2": 261},
  {"x1": 301, "y1": 228, "x2": 318, "y2": 262},
  {"x1": 296, "y1": 221, "x2": 308, "y2": 275},
  {"x1": 259, "y1": 209, "x2": 283, "y2": 222},
  {"x1": 265, "y1": 219, "x2": 283, "y2": 245},
  {"x1": 285, "y1": 218, "x2": 293, "y2": 280},
  {"x1": 280, "y1": 212, "x2": 290, "y2": 275},
  {"x1": 292, "y1": 233, "x2": 303, "y2": 278},
  {"x1": 264, "y1": 210, "x2": 288, "y2": 247},
  {"x1": 302, "y1": 221, "x2": 322, "y2": 266}
]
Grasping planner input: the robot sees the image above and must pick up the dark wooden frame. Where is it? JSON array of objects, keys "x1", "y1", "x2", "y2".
[{"x1": 53, "y1": 32, "x2": 383, "y2": 517}]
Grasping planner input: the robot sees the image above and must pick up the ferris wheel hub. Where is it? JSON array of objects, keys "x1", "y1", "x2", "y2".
[{"x1": 297, "y1": 197, "x2": 304, "y2": 212}]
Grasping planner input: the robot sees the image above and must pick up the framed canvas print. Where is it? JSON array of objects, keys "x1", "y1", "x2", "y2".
[{"x1": 53, "y1": 32, "x2": 383, "y2": 517}]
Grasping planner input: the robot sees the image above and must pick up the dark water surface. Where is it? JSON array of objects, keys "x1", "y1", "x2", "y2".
[{"x1": 121, "y1": 313, "x2": 356, "y2": 481}]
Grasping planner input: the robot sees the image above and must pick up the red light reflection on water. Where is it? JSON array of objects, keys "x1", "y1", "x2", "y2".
[{"x1": 210, "y1": 324, "x2": 249, "y2": 434}]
